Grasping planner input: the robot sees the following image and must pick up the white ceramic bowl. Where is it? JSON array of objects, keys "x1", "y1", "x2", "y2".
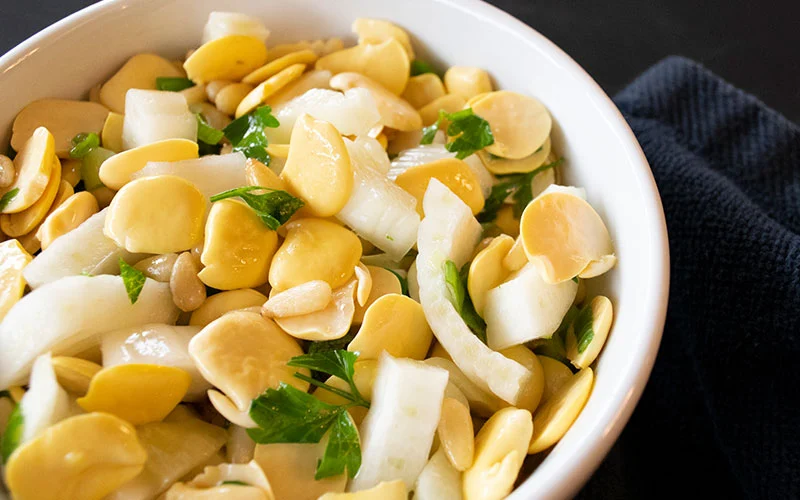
[{"x1": 0, "y1": 1, "x2": 669, "y2": 497}]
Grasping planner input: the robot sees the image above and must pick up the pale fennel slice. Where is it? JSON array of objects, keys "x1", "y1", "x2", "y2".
[{"x1": 416, "y1": 179, "x2": 532, "y2": 405}]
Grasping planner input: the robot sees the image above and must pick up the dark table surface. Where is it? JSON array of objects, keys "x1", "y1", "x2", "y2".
[
  {"x1": 1, "y1": 1, "x2": 797, "y2": 498},
  {"x1": 1, "y1": 0, "x2": 797, "y2": 122}
]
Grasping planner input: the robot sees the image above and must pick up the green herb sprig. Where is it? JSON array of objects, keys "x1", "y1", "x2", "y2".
[
  {"x1": 410, "y1": 59, "x2": 438, "y2": 76},
  {"x1": 420, "y1": 108, "x2": 494, "y2": 160},
  {"x1": 196, "y1": 113, "x2": 225, "y2": 146},
  {"x1": 444, "y1": 260, "x2": 487, "y2": 343},
  {"x1": 477, "y1": 158, "x2": 564, "y2": 222},
  {"x1": 69, "y1": 132, "x2": 100, "y2": 159},
  {"x1": 222, "y1": 106, "x2": 280, "y2": 164},
  {"x1": 572, "y1": 301, "x2": 595, "y2": 354},
  {"x1": 210, "y1": 186, "x2": 304, "y2": 231},
  {"x1": 247, "y1": 350, "x2": 368, "y2": 479},
  {"x1": 0, "y1": 188, "x2": 20, "y2": 212},
  {"x1": 156, "y1": 77, "x2": 196, "y2": 92},
  {"x1": 1, "y1": 404, "x2": 23, "y2": 463},
  {"x1": 118, "y1": 258, "x2": 146, "y2": 304}
]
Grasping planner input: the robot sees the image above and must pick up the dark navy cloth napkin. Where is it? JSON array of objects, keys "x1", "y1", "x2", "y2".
[{"x1": 578, "y1": 56, "x2": 799, "y2": 499}]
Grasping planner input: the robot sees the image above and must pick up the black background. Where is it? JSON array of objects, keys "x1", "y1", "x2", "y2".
[
  {"x1": 1, "y1": 0, "x2": 797, "y2": 122},
  {"x1": 1, "y1": 1, "x2": 797, "y2": 497}
]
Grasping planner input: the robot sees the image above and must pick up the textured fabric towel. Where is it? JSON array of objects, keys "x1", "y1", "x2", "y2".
[{"x1": 575, "y1": 56, "x2": 799, "y2": 499}]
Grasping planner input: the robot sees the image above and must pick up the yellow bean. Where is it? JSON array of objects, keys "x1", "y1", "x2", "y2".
[
  {"x1": 316, "y1": 38, "x2": 410, "y2": 95},
  {"x1": 179, "y1": 82, "x2": 208, "y2": 106},
  {"x1": 98, "y1": 138, "x2": 199, "y2": 190},
  {"x1": 348, "y1": 294, "x2": 432, "y2": 360},
  {"x1": 402, "y1": 73, "x2": 446, "y2": 109},
  {"x1": 493, "y1": 205, "x2": 519, "y2": 238},
  {"x1": 418, "y1": 93, "x2": 466, "y2": 126},
  {"x1": 274, "y1": 280, "x2": 357, "y2": 341},
  {"x1": 204, "y1": 80, "x2": 233, "y2": 103},
  {"x1": 520, "y1": 191, "x2": 615, "y2": 284},
  {"x1": 243, "y1": 49, "x2": 318, "y2": 85},
  {"x1": 262, "y1": 280, "x2": 332, "y2": 318},
  {"x1": 463, "y1": 407, "x2": 532, "y2": 500},
  {"x1": 188, "y1": 311, "x2": 308, "y2": 411},
  {"x1": 4, "y1": 413, "x2": 147, "y2": 500},
  {"x1": 134, "y1": 253, "x2": 179, "y2": 282},
  {"x1": 501, "y1": 235, "x2": 527, "y2": 272},
  {"x1": 538, "y1": 355, "x2": 573, "y2": 404},
  {"x1": 566, "y1": 296, "x2": 613, "y2": 369},
  {"x1": 318, "y1": 480, "x2": 407, "y2": 500},
  {"x1": 478, "y1": 137, "x2": 551, "y2": 175},
  {"x1": 183, "y1": 35, "x2": 268, "y2": 83},
  {"x1": 394, "y1": 158, "x2": 484, "y2": 216},
  {"x1": 467, "y1": 234, "x2": 514, "y2": 316},
  {"x1": 12, "y1": 100, "x2": 109, "y2": 159},
  {"x1": 280, "y1": 114, "x2": 354, "y2": 217},
  {"x1": 0, "y1": 154, "x2": 15, "y2": 187},
  {"x1": 444, "y1": 67, "x2": 493, "y2": 101},
  {"x1": 189, "y1": 288, "x2": 267, "y2": 327},
  {"x1": 437, "y1": 397, "x2": 475, "y2": 471},
  {"x1": 352, "y1": 18, "x2": 415, "y2": 59},
  {"x1": 264, "y1": 69, "x2": 333, "y2": 109},
  {"x1": 214, "y1": 82, "x2": 254, "y2": 116},
  {"x1": 269, "y1": 218, "x2": 361, "y2": 291},
  {"x1": 235, "y1": 63, "x2": 306, "y2": 118},
  {"x1": 115, "y1": 417, "x2": 227, "y2": 500},
  {"x1": 198, "y1": 199, "x2": 278, "y2": 290},
  {"x1": 78, "y1": 364, "x2": 191, "y2": 425},
  {"x1": 528, "y1": 368, "x2": 593, "y2": 454},
  {"x1": 60, "y1": 158, "x2": 82, "y2": 187},
  {"x1": 50, "y1": 356, "x2": 102, "y2": 394},
  {"x1": 104, "y1": 175, "x2": 206, "y2": 254},
  {"x1": 101, "y1": 112, "x2": 125, "y2": 153},
  {"x1": 206, "y1": 390, "x2": 257, "y2": 429},
  {"x1": 0, "y1": 239, "x2": 32, "y2": 321},
  {"x1": 0, "y1": 154, "x2": 61, "y2": 237},
  {"x1": 352, "y1": 265, "x2": 403, "y2": 323},
  {"x1": 330, "y1": 72, "x2": 422, "y2": 132},
  {"x1": 89, "y1": 83, "x2": 102, "y2": 103},
  {"x1": 471, "y1": 90, "x2": 551, "y2": 159},
  {"x1": 0, "y1": 127, "x2": 55, "y2": 214},
  {"x1": 245, "y1": 158, "x2": 286, "y2": 190},
  {"x1": 267, "y1": 37, "x2": 344, "y2": 62},
  {"x1": 100, "y1": 53, "x2": 184, "y2": 113},
  {"x1": 574, "y1": 277, "x2": 587, "y2": 305},
  {"x1": 354, "y1": 262, "x2": 372, "y2": 306},
  {"x1": 500, "y1": 345, "x2": 545, "y2": 414},
  {"x1": 254, "y1": 441, "x2": 346, "y2": 499},
  {"x1": 191, "y1": 102, "x2": 232, "y2": 131},
  {"x1": 171, "y1": 252, "x2": 207, "y2": 312},
  {"x1": 36, "y1": 191, "x2": 99, "y2": 250}
]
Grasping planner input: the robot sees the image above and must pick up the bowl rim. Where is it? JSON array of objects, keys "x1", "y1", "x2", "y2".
[{"x1": 0, "y1": 0, "x2": 670, "y2": 498}]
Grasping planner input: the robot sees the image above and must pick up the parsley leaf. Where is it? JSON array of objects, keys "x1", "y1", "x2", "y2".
[
  {"x1": 419, "y1": 108, "x2": 494, "y2": 160},
  {"x1": 0, "y1": 188, "x2": 20, "y2": 212},
  {"x1": 69, "y1": 132, "x2": 100, "y2": 159},
  {"x1": 156, "y1": 77, "x2": 196, "y2": 92},
  {"x1": 196, "y1": 113, "x2": 224, "y2": 146},
  {"x1": 383, "y1": 267, "x2": 409, "y2": 297},
  {"x1": 118, "y1": 258, "x2": 146, "y2": 304},
  {"x1": 573, "y1": 302, "x2": 595, "y2": 353},
  {"x1": 223, "y1": 106, "x2": 280, "y2": 164},
  {"x1": 1, "y1": 403, "x2": 23, "y2": 463},
  {"x1": 315, "y1": 411, "x2": 362, "y2": 480},
  {"x1": 444, "y1": 260, "x2": 487, "y2": 343},
  {"x1": 477, "y1": 158, "x2": 564, "y2": 222},
  {"x1": 247, "y1": 350, "x2": 368, "y2": 479},
  {"x1": 410, "y1": 59, "x2": 438, "y2": 76},
  {"x1": 210, "y1": 186, "x2": 304, "y2": 230}
]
